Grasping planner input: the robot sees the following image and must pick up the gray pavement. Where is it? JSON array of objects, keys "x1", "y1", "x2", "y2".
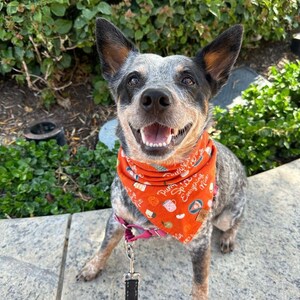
[
  {"x1": 1, "y1": 159, "x2": 299, "y2": 300},
  {"x1": 212, "y1": 66, "x2": 270, "y2": 108},
  {"x1": 0, "y1": 214, "x2": 71, "y2": 300}
]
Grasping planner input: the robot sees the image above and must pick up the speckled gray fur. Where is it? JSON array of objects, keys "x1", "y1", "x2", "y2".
[{"x1": 77, "y1": 18, "x2": 247, "y2": 299}]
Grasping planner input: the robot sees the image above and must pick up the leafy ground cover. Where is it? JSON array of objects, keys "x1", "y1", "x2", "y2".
[{"x1": 0, "y1": 140, "x2": 117, "y2": 218}]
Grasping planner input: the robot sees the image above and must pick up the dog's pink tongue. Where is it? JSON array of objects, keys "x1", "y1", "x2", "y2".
[{"x1": 143, "y1": 123, "x2": 171, "y2": 144}]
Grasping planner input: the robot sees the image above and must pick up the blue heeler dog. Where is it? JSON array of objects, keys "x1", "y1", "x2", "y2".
[{"x1": 77, "y1": 18, "x2": 247, "y2": 299}]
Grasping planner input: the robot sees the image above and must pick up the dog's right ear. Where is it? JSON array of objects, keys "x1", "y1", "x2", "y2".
[
  {"x1": 195, "y1": 25, "x2": 243, "y2": 94},
  {"x1": 95, "y1": 18, "x2": 138, "y2": 80}
]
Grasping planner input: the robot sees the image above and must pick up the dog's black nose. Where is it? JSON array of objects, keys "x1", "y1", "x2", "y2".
[{"x1": 140, "y1": 89, "x2": 171, "y2": 112}]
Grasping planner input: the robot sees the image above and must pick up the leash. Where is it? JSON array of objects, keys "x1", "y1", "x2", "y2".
[
  {"x1": 115, "y1": 214, "x2": 167, "y2": 300},
  {"x1": 124, "y1": 242, "x2": 140, "y2": 300}
]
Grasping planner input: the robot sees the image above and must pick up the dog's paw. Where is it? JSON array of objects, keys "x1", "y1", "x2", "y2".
[
  {"x1": 220, "y1": 231, "x2": 235, "y2": 254},
  {"x1": 76, "y1": 263, "x2": 102, "y2": 282}
]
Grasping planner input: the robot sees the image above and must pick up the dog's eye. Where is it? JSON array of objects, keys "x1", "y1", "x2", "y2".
[
  {"x1": 127, "y1": 75, "x2": 140, "y2": 87},
  {"x1": 181, "y1": 76, "x2": 195, "y2": 86}
]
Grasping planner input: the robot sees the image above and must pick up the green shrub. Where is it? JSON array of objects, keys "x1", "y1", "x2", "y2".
[
  {"x1": 214, "y1": 60, "x2": 300, "y2": 176},
  {"x1": 0, "y1": 0, "x2": 299, "y2": 106},
  {"x1": 0, "y1": 139, "x2": 118, "y2": 219}
]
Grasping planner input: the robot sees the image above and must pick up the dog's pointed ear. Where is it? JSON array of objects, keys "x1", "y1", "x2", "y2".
[
  {"x1": 95, "y1": 18, "x2": 138, "y2": 79},
  {"x1": 195, "y1": 25, "x2": 243, "y2": 92}
]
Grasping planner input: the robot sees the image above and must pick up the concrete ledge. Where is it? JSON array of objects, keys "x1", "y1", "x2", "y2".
[
  {"x1": 0, "y1": 214, "x2": 71, "y2": 300},
  {"x1": 1, "y1": 159, "x2": 299, "y2": 299}
]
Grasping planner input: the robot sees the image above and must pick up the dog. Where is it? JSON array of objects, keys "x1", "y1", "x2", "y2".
[{"x1": 76, "y1": 18, "x2": 247, "y2": 300}]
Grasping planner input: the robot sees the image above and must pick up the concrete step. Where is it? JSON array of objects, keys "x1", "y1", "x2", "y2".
[
  {"x1": 0, "y1": 214, "x2": 71, "y2": 300},
  {"x1": 1, "y1": 159, "x2": 299, "y2": 300}
]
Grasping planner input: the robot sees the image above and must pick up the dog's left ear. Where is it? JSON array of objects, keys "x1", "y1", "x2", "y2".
[
  {"x1": 95, "y1": 18, "x2": 138, "y2": 80},
  {"x1": 195, "y1": 25, "x2": 243, "y2": 93}
]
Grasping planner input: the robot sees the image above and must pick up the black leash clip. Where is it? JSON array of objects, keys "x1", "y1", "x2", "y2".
[{"x1": 124, "y1": 242, "x2": 140, "y2": 300}]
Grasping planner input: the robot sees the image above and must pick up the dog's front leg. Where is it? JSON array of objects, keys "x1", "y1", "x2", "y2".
[
  {"x1": 76, "y1": 212, "x2": 123, "y2": 281},
  {"x1": 187, "y1": 226, "x2": 212, "y2": 300},
  {"x1": 190, "y1": 245, "x2": 211, "y2": 300}
]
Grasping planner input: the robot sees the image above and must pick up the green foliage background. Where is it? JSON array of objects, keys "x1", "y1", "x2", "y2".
[{"x1": 0, "y1": 0, "x2": 299, "y2": 105}]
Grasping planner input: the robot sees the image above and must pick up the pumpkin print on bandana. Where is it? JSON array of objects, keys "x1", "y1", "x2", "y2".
[{"x1": 117, "y1": 131, "x2": 217, "y2": 244}]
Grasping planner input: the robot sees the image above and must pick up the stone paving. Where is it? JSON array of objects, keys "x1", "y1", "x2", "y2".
[{"x1": 1, "y1": 159, "x2": 299, "y2": 300}]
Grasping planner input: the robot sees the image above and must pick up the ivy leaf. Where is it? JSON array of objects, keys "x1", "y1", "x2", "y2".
[
  {"x1": 33, "y1": 9, "x2": 42, "y2": 22},
  {"x1": 0, "y1": 28, "x2": 6, "y2": 40},
  {"x1": 208, "y1": 4, "x2": 220, "y2": 18},
  {"x1": 135, "y1": 30, "x2": 143, "y2": 40},
  {"x1": 50, "y1": 3, "x2": 67, "y2": 17},
  {"x1": 6, "y1": 1, "x2": 19, "y2": 15},
  {"x1": 59, "y1": 53, "x2": 72, "y2": 69},
  {"x1": 82, "y1": 8, "x2": 97, "y2": 20},
  {"x1": 14, "y1": 47, "x2": 25, "y2": 60},
  {"x1": 97, "y1": 2, "x2": 112, "y2": 15},
  {"x1": 54, "y1": 19, "x2": 72, "y2": 34},
  {"x1": 283, "y1": 141, "x2": 290, "y2": 149}
]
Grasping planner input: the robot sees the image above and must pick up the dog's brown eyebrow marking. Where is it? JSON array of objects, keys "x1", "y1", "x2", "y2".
[
  {"x1": 175, "y1": 64, "x2": 186, "y2": 73},
  {"x1": 134, "y1": 65, "x2": 147, "y2": 75}
]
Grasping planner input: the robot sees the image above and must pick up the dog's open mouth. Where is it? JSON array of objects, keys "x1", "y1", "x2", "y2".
[{"x1": 131, "y1": 122, "x2": 192, "y2": 154}]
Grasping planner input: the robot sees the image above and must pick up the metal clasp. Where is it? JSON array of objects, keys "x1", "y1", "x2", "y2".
[{"x1": 124, "y1": 242, "x2": 140, "y2": 281}]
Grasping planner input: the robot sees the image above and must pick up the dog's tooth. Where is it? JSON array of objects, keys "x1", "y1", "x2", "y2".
[
  {"x1": 158, "y1": 143, "x2": 162, "y2": 147},
  {"x1": 173, "y1": 128, "x2": 179, "y2": 136},
  {"x1": 162, "y1": 142, "x2": 167, "y2": 147},
  {"x1": 141, "y1": 128, "x2": 146, "y2": 144},
  {"x1": 149, "y1": 143, "x2": 154, "y2": 147},
  {"x1": 166, "y1": 134, "x2": 172, "y2": 144}
]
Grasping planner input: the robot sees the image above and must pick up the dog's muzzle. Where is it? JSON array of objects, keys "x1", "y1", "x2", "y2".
[{"x1": 128, "y1": 88, "x2": 193, "y2": 156}]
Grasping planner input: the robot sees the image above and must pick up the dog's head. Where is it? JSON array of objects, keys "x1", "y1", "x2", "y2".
[{"x1": 95, "y1": 18, "x2": 243, "y2": 164}]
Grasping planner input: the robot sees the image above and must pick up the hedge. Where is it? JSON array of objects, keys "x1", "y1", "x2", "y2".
[
  {"x1": 0, "y1": 0, "x2": 299, "y2": 106},
  {"x1": 214, "y1": 60, "x2": 300, "y2": 175}
]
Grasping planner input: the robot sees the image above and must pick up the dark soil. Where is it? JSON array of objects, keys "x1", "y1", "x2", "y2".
[
  {"x1": 0, "y1": 41, "x2": 298, "y2": 150},
  {"x1": 0, "y1": 79, "x2": 115, "y2": 152}
]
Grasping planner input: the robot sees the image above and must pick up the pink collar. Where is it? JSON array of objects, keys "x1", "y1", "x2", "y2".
[{"x1": 114, "y1": 214, "x2": 167, "y2": 243}]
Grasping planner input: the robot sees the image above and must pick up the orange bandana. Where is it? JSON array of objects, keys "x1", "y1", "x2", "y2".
[{"x1": 117, "y1": 131, "x2": 217, "y2": 244}]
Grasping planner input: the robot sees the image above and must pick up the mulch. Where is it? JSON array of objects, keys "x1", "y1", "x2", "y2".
[{"x1": 0, "y1": 80, "x2": 115, "y2": 152}]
